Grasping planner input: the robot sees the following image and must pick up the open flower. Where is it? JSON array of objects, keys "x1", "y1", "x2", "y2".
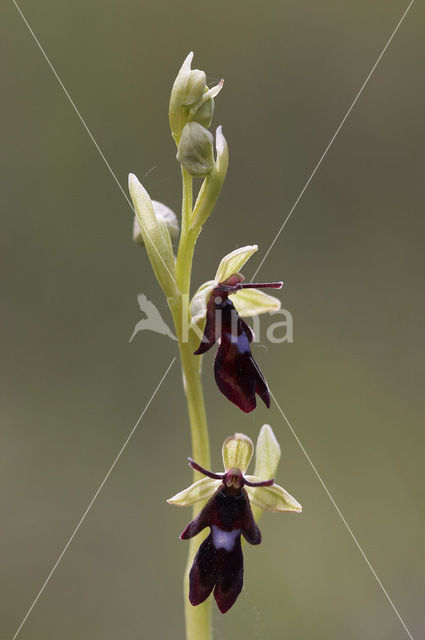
[
  {"x1": 191, "y1": 246, "x2": 282, "y2": 412},
  {"x1": 168, "y1": 427, "x2": 302, "y2": 613}
]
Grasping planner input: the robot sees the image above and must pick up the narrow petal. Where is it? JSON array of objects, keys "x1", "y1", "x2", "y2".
[
  {"x1": 254, "y1": 424, "x2": 281, "y2": 481},
  {"x1": 214, "y1": 245, "x2": 258, "y2": 283},
  {"x1": 245, "y1": 479, "x2": 302, "y2": 513},
  {"x1": 231, "y1": 288, "x2": 281, "y2": 318},
  {"x1": 167, "y1": 477, "x2": 221, "y2": 507},
  {"x1": 222, "y1": 433, "x2": 253, "y2": 474}
]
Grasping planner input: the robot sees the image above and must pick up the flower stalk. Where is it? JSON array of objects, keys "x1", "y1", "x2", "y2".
[
  {"x1": 170, "y1": 128, "x2": 214, "y2": 640},
  {"x1": 127, "y1": 52, "x2": 295, "y2": 640},
  {"x1": 172, "y1": 180, "x2": 213, "y2": 640}
]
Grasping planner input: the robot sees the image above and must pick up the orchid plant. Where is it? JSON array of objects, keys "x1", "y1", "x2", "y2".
[{"x1": 128, "y1": 53, "x2": 302, "y2": 640}]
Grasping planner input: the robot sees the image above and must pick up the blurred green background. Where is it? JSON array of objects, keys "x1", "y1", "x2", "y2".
[{"x1": 1, "y1": 1, "x2": 424, "y2": 638}]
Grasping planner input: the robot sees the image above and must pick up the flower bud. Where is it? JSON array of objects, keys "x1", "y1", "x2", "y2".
[
  {"x1": 183, "y1": 69, "x2": 207, "y2": 107},
  {"x1": 133, "y1": 200, "x2": 179, "y2": 247},
  {"x1": 176, "y1": 122, "x2": 214, "y2": 177},
  {"x1": 192, "y1": 94, "x2": 214, "y2": 129},
  {"x1": 169, "y1": 53, "x2": 224, "y2": 145},
  {"x1": 169, "y1": 52, "x2": 207, "y2": 144}
]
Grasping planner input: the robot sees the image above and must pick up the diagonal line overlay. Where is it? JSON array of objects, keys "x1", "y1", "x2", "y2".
[
  {"x1": 10, "y1": 0, "x2": 416, "y2": 637},
  {"x1": 269, "y1": 388, "x2": 414, "y2": 640},
  {"x1": 252, "y1": 0, "x2": 415, "y2": 280},
  {"x1": 248, "y1": 356, "x2": 414, "y2": 639},
  {"x1": 11, "y1": 357, "x2": 176, "y2": 640},
  {"x1": 11, "y1": 0, "x2": 176, "y2": 286}
]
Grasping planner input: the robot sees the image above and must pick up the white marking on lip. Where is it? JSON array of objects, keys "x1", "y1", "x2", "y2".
[{"x1": 211, "y1": 525, "x2": 241, "y2": 551}]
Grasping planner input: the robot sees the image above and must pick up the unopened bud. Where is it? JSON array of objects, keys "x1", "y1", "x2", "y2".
[
  {"x1": 183, "y1": 69, "x2": 207, "y2": 107},
  {"x1": 169, "y1": 52, "x2": 208, "y2": 144},
  {"x1": 176, "y1": 122, "x2": 214, "y2": 178},
  {"x1": 192, "y1": 95, "x2": 214, "y2": 129}
]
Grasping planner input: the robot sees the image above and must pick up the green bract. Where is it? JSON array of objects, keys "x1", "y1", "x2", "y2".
[
  {"x1": 190, "y1": 125, "x2": 229, "y2": 228},
  {"x1": 133, "y1": 200, "x2": 179, "y2": 247},
  {"x1": 128, "y1": 174, "x2": 178, "y2": 298}
]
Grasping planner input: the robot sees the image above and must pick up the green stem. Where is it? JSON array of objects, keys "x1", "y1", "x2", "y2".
[
  {"x1": 178, "y1": 334, "x2": 212, "y2": 640},
  {"x1": 170, "y1": 168, "x2": 212, "y2": 640}
]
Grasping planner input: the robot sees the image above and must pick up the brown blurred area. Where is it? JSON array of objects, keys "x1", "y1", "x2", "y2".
[{"x1": 1, "y1": 1, "x2": 424, "y2": 638}]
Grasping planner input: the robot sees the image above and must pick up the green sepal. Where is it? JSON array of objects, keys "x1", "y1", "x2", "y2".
[
  {"x1": 250, "y1": 424, "x2": 302, "y2": 519},
  {"x1": 214, "y1": 245, "x2": 258, "y2": 282},
  {"x1": 167, "y1": 477, "x2": 221, "y2": 506},
  {"x1": 222, "y1": 433, "x2": 254, "y2": 474},
  {"x1": 231, "y1": 288, "x2": 281, "y2": 318},
  {"x1": 254, "y1": 424, "x2": 281, "y2": 479},
  {"x1": 245, "y1": 478, "x2": 302, "y2": 513}
]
